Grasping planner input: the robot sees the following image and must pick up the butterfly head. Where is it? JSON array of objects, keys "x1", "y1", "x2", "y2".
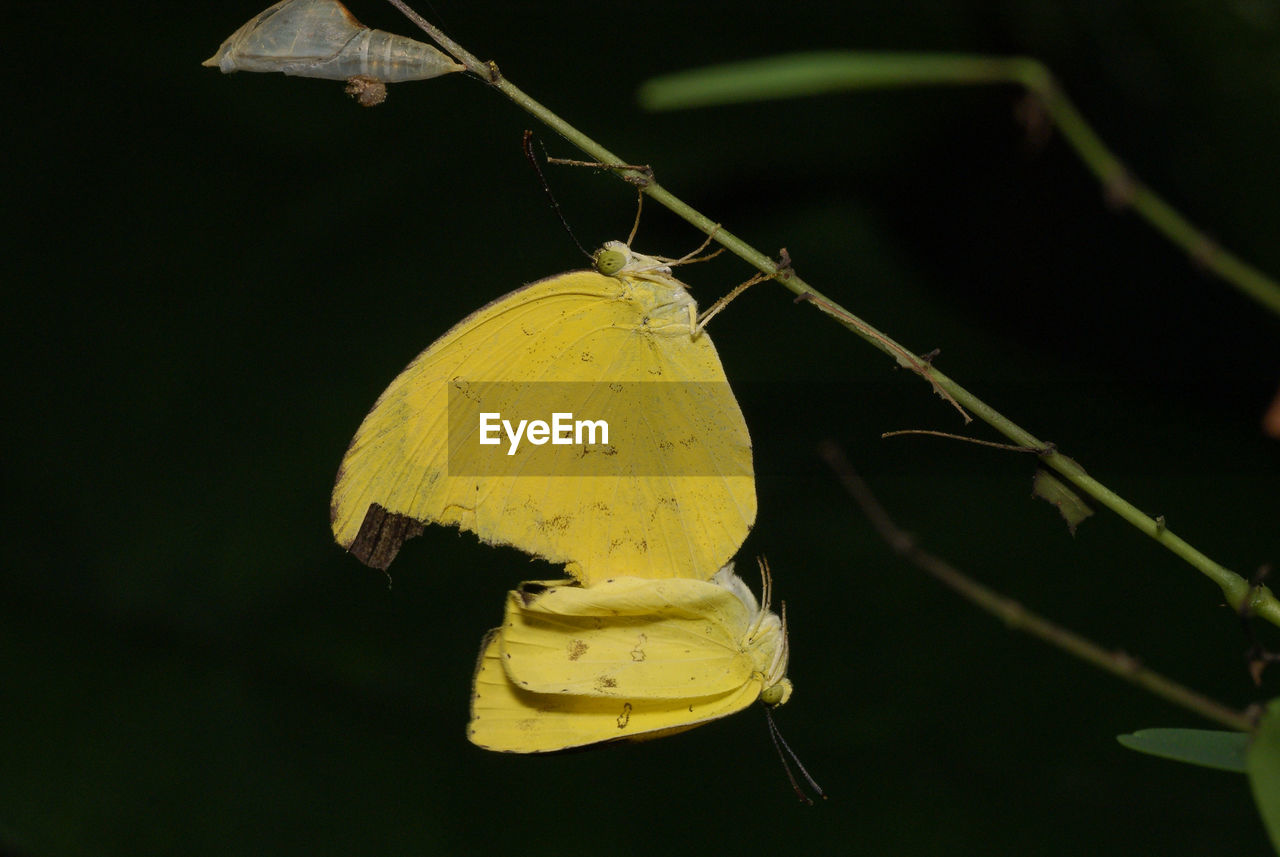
[
  {"x1": 760, "y1": 677, "x2": 793, "y2": 707},
  {"x1": 593, "y1": 241, "x2": 674, "y2": 282},
  {"x1": 755, "y1": 608, "x2": 793, "y2": 708},
  {"x1": 712, "y1": 560, "x2": 794, "y2": 709}
]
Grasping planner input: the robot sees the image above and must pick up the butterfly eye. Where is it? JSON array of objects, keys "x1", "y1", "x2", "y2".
[
  {"x1": 760, "y1": 679, "x2": 792, "y2": 707},
  {"x1": 594, "y1": 247, "x2": 628, "y2": 276}
]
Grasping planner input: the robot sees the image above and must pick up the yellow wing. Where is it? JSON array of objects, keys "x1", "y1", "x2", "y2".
[
  {"x1": 467, "y1": 566, "x2": 791, "y2": 753},
  {"x1": 331, "y1": 243, "x2": 755, "y2": 584},
  {"x1": 499, "y1": 576, "x2": 755, "y2": 698},
  {"x1": 468, "y1": 630, "x2": 761, "y2": 753}
]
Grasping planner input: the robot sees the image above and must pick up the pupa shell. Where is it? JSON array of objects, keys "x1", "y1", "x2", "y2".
[{"x1": 203, "y1": 0, "x2": 464, "y2": 83}]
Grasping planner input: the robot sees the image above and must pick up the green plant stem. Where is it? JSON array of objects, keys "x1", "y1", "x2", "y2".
[
  {"x1": 819, "y1": 440, "x2": 1255, "y2": 733},
  {"x1": 931, "y1": 366, "x2": 1280, "y2": 626},
  {"x1": 1005, "y1": 58, "x2": 1280, "y2": 317},
  {"x1": 387, "y1": 4, "x2": 1280, "y2": 630},
  {"x1": 640, "y1": 53, "x2": 1280, "y2": 317}
]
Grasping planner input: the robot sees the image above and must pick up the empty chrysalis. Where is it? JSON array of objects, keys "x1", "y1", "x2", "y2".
[{"x1": 203, "y1": 0, "x2": 463, "y2": 101}]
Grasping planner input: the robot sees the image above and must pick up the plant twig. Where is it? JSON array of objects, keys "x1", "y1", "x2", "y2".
[
  {"x1": 384, "y1": 2, "x2": 1280, "y2": 630},
  {"x1": 881, "y1": 429, "x2": 1043, "y2": 452},
  {"x1": 818, "y1": 439, "x2": 1255, "y2": 734},
  {"x1": 638, "y1": 53, "x2": 1280, "y2": 318},
  {"x1": 1013, "y1": 59, "x2": 1280, "y2": 317}
]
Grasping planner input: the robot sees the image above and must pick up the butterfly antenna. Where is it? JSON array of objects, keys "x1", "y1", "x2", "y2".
[
  {"x1": 766, "y1": 600, "x2": 790, "y2": 681},
  {"x1": 759, "y1": 555, "x2": 773, "y2": 612},
  {"x1": 522, "y1": 130, "x2": 591, "y2": 260},
  {"x1": 765, "y1": 707, "x2": 826, "y2": 804},
  {"x1": 533, "y1": 144, "x2": 653, "y2": 252},
  {"x1": 746, "y1": 556, "x2": 771, "y2": 638}
]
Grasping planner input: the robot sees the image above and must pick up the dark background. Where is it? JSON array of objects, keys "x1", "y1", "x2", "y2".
[{"x1": 6, "y1": 0, "x2": 1280, "y2": 853}]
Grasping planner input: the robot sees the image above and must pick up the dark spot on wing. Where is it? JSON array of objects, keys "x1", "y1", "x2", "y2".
[
  {"x1": 347, "y1": 503, "x2": 424, "y2": 570},
  {"x1": 450, "y1": 377, "x2": 479, "y2": 400},
  {"x1": 537, "y1": 514, "x2": 572, "y2": 534},
  {"x1": 517, "y1": 581, "x2": 551, "y2": 606},
  {"x1": 652, "y1": 498, "x2": 678, "y2": 519}
]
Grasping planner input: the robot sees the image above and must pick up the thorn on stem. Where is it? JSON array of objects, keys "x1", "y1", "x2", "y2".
[
  {"x1": 1102, "y1": 167, "x2": 1137, "y2": 210},
  {"x1": 775, "y1": 248, "x2": 794, "y2": 280},
  {"x1": 1239, "y1": 565, "x2": 1279, "y2": 685}
]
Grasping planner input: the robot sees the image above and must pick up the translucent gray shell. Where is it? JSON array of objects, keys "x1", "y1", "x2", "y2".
[{"x1": 203, "y1": 0, "x2": 463, "y2": 83}]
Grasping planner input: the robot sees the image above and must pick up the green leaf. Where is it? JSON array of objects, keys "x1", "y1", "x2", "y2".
[
  {"x1": 1116, "y1": 728, "x2": 1249, "y2": 773},
  {"x1": 1247, "y1": 699, "x2": 1280, "y2": 851},
  {"x1": 1032, "y1": 468, "x2": 1094, "y2": 535},
  {"x1": 637, "y1": 52, "x2": 1042, "y2": 111}
]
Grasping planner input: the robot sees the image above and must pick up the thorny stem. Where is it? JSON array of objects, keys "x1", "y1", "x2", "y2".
[
  {"x1": 386, "y1": 2, "x2": 1280, "y2": 630},
  {"x1": 638, "y1": 53, "x2": 1280, "y2": 317}
]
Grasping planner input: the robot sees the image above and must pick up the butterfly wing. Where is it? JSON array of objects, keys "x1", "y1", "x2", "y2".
[
  {"x1": 467, "y1": 576, "x2": 765, "y2": 753},
  {"x1": 468, "y1": 632, "x2": 762, "y2": 753},
  {"x1": 330, "y1": 269, "x2": 755, "y2": 583},
  {"x1": 497, "y1": 576, "x2": 754, "y2": 698}
]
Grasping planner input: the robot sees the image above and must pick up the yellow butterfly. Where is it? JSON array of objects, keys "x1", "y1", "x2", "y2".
[
  {"x1": 468, "y1": 561, "x2": 791, "y2": 752},
  {"x1": 330, "y1": 242, "x2": 756, "y2": 584}
]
